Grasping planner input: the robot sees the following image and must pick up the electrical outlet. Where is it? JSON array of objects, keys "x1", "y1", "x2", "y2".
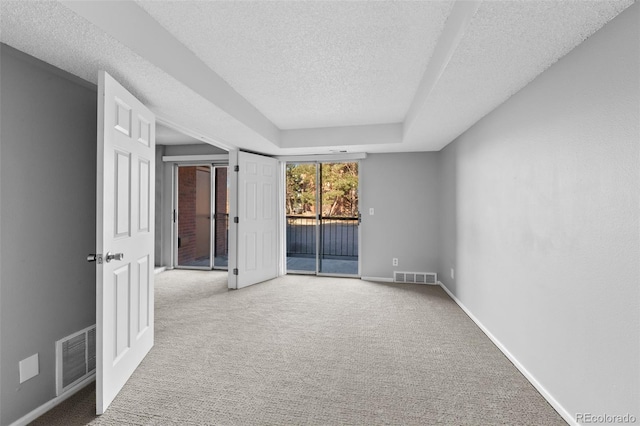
[
  {"x1": 369, "y1": 208, "x2": 374, "y2": 215},
  {"x1": 19, "y1": 353, "x2": 39, "y2": 384},
  {"x1": 451, "y1": 268, "x2": 455, "y2": 279},
  {"x1": 392, "y1": 258, "x2": 398, "y2": 266}
]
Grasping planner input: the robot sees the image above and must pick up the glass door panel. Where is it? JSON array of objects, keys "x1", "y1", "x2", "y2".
[
  {"x1": 319, "y1": 162, "x2": 359, "y2": 275},
  {"x1": 177, "y1": 165, "x2": 212, "y2": 269},
  {"x1": 285, "y1": 163, "x2": 317, "y2": 273},
  {"x1": 213, "y1": 166, "x2": 229, "y2": 269}
]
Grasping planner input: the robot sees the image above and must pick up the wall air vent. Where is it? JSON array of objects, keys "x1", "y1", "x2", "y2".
[
  {"x1": 55, "y1": 324, "x2": 96, "y2": 396},
  {"x1": 394, "y1": 271, "x2": 437, "y2": 285}
]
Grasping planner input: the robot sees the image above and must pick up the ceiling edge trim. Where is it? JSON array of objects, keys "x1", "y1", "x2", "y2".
[
  {"x1": 162, "y1": 154, "x2": 229, "y2": 163},
  {"x1": 61, "y1": 0, "x2": 281, "y2": 147},
  {"x1": 275, "y1": 153, "x2": 367, "y2": 162},
  {"x1": 156, "y1": 115, "x2": 232, "y2": 152},
  {"x1": 281, "y1": 123, "x2": 403, "y2": 149}
]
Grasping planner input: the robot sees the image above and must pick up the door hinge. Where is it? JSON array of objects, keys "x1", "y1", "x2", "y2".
[
  {"x1": 234, "y1": 165, "x2": 239, "y2": 172},
  {"x1": 233, "y1": 268, "x2": 238, "y2": 275},
  {"x1": 234, "y1": 217, "x2": 239, "y2": 224},
  {"x1": 173, "y1": 209, "x2": 176, "y2": 223}
]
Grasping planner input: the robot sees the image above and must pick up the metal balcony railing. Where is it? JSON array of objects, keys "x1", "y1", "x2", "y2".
[{"x1": 286, "y1": 215, "x2": 358, "y2": 259}]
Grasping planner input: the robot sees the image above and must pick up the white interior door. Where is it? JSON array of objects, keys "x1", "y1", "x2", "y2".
[
  {"x1": 228, "y1": 151, "x2": 279, "y2": 289},
  {"x1": 96, "y1": 71, "x2": 155, "y2": 414}
]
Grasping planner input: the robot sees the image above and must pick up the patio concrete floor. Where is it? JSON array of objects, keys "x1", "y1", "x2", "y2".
[
  {"x1": 177, "y1": 255, "x2": 358, "y2": 276},
  {"x1": 287, "y1": 256, "x2": 358, "y2": 275}
]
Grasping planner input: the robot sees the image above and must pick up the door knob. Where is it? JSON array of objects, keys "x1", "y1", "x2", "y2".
[
  {"x1": 87, "y1": 253, "x2": 103, "y2": 264},
  {"x1": 105, "y1": 252, "x2": 124, "y2": 263}
]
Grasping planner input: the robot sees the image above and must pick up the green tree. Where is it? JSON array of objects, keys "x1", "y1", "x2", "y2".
[
  {"x1": 286, "y1": 162, "x2": 358, "y2": 217},
  {"x1": 286, "y1": 163, "x2": 316, "y2": 215},
  {"x1": 321, "y1": 162, "x2": 358, "y2": 217}
]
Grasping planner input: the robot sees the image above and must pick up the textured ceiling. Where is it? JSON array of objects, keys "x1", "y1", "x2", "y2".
[
  {"x1": 136, "y1": 1, "x2": 454, "y2": 130},
  {"x1": 0, "y1": 0, "x2": 635, "y2": 155},
  {"x1": 402, "y1": 0, "x2": 635, "y2": 150}
]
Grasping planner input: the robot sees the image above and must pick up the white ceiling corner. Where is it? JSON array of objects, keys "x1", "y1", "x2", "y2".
[
  {"x1": 0, "y1": 0, "x2": 279, "y2": 154},
  {"x1": 402, "y1": 0, "x2": 635, "y2": 151},
  {"x1": 61, "y1": 0, "x2": 280, "y2": 144}
]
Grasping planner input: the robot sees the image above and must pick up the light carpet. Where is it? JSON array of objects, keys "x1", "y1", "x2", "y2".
[{"x1": 31, "y1": 270, "x2": 565, "y2": 425}]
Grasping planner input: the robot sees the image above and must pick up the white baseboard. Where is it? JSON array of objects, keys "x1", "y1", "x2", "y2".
[
  {"x1": 154, "y1": 266, "x2": 167, "y2": 274},
  {"x1": 360, "y1": 276, "x2": 394, "y2": 283},
  {"x1": 437, "y1": 282, "x2": 576, "y2": 426},
  {"x1": 9, "y1": 375, "x2": 95, "y2": 426}
]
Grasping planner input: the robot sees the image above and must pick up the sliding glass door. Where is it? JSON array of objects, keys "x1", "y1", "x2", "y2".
[
  {"x1": 176, "y1": 164, "x2": 229, "y2": 270},
  {"x1": 285, "y1": 161, "x2": 359, "y2": 276},
  {"x1": 177, "y1": 165, "x2": 211, "y2": 268},
  {"x1": 213, "y1": 166, "x2": 229, "y2": 269},
  {"x1": 318, "y1": 163, "x2": 359, "y2": 275}
]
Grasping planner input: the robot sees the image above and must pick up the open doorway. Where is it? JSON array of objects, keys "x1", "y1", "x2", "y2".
[
  {"x1": 285, "y1": 161, "x2": 360, "y2": 276},
  {"x1": 155, "y1": 122, "x2": 230, "y2": 271}
]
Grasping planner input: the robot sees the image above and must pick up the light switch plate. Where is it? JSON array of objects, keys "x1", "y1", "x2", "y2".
[{"x1": 19, "y1": 353, "x2": 39, "y2": 383}]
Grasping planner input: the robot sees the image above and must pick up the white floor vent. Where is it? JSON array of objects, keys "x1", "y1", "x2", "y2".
[
  {"x1": 394, "y1": 271, "x2": 438, "y2": 285},
  {"x1": 55, "y1": 324, "x2": 96, "y2": 396}
]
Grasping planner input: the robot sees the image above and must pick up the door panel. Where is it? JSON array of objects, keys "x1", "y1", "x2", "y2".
[
  {"x1": 176, "y1": 165, "x2": 212, "y2": 269},
  {"x1": 137, "y1": 255, "x2": 150, "y2": 336},
  {"x1": 113, "y1": 265, "x2": 130, "y2": 358},
  {"x1": 114, "y1": 150, "x2": 131, "y2": 237},
  {"x1": 97, "y1": 71, "x2": 155, "y2": 414},
  {"x1": 229, "y1": 151, "x2": 279, "y2": 289},
  {"x1": 139, "y1": 160, "x2": 150, "y2": 232},
  {"x1": 284, "y1": 163, "x2": 318, "y2": 273},
  {"x1": 318, "y1": 162, "x2": 359, "y2": 275}
]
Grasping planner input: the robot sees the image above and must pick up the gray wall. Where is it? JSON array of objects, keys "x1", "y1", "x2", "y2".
[
  {"x1": 438, "y1": 3, "x2": 639, "y2": 421},
  {"x1": 0, "y1": 45, "x2": 97, "y2": 425},
  {"x1": 360, "y1": 152, "x2": 440, "y2": 279}
]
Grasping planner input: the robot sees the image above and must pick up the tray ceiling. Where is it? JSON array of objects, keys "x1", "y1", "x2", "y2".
[{"x1": 0, "y1": 0, "x2": 633, "y2": 155}]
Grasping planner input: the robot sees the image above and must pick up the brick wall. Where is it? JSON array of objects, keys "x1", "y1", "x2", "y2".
[{"x1": 178, "y1": 166, "x2": 197, "y2": 264}]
